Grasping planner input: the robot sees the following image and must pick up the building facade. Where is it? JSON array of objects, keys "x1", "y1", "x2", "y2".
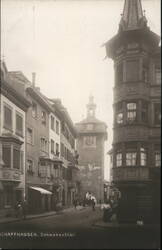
[
  {"x1": 75, "y1": 96, "x2": 107, "y2": 202},
  {"x1": 49, "y1": 99, "x2": 79, "y2": 206},
  {"x1": 105, "y1": 0, "x2": 161, "y2": 223},
  {"x1": 0, "y1": 61, "x2": 30, "y2": 217}
]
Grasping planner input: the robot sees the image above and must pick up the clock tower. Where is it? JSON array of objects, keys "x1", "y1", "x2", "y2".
[{"x1": 75, "y1": 96, "x2": 107, "y2": 202}]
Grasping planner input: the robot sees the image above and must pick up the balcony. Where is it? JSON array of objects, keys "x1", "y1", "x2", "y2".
[
  {"x1": 112, "y1": 166, "x2": 150, "y2": 182},
  {"x1": 0, "y1": 168, "x2": 21, "y2": 182}
]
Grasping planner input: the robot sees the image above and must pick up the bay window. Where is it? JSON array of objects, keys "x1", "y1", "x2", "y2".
[
  {"x1": 140, "y1": 147, "x2": 147, "y2": 166},
  {"x1": 127, "y1": 103, "x2": 137, "y2": 123},
  {"x1": 116, "y1": 152, "x2": 122, "y2": 167}
]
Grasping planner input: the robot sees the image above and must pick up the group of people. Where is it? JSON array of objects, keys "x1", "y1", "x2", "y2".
[
  {"x1": 73, "y1": 192, "x2": 97, "y2": 211},
  {"x1": 14, "y1": 199, "x2": 27, "y2": 220}
]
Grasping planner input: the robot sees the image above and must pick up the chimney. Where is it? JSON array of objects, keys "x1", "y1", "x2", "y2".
[{"x1": 32, "y1": 72, "x2": 36, "y2": 86}]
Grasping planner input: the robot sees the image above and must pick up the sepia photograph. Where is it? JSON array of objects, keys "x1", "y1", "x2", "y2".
[{"x1": 0, "y1": 0, "x2": 161, "y2": 249}]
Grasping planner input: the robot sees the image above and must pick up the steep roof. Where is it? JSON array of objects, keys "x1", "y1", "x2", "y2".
[{"x1": 119, "y1": 0, "x2": 147, "y2": 31}]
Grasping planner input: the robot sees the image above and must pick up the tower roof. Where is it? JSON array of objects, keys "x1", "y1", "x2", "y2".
[{"x1": 119, "y1": 0, "x2": 148, "y2": 31}]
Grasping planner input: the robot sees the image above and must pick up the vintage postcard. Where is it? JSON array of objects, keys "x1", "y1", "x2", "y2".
[{"x1": 0, "y1": 0, "x2": 161, "y2": 249}]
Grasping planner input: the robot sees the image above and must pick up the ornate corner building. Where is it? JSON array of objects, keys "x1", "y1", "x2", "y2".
[
  {"x1": 75, "y1": 96, "x2": 107, "y2": 202},
  {"x1": 105, "y1": 0, "x2": 161, "y2": 223}
]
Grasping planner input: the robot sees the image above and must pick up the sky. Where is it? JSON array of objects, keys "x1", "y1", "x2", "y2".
[{"x1": 1, "y1": 0, "x2": 160, "y2": 180}]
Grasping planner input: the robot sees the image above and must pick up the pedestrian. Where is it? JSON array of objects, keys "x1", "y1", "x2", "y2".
[
  {"x1": 15, "y1": 201, "x2": 22, "y2": 218},
  {"x1": 73, "y1": 198, "x2": 78, "y2": 209},
  {"x1": 102, "y1": 200, "x2": 113, "y2": 222},
  {"x1": 21, "y1": 199, "x2": 27, "y2": 219},
  {"x1": 91, "y1": 196, "x2": 96, "y2": 211}
]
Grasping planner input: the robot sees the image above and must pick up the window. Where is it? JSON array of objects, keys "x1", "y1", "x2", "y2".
[
  {"x1": 127, "y1": 103, "x2": 137, "y2": 123},
  {"x1": 27, "y1": 128, "x2": 33, "y2": 144},
  {"x1": 41, "y1": 111, "x2": 46, "y2": 125},
  {"x1": 16, "y1": 112, "x2": 23, "y2": 136},
  {"x1": 155, "y1": 68, "x2": 161, "y2": 85},
  {"x1": 51, "y1": 139, "x2": 55, "y2": 154},
  {"x1": 126, "y1": 60, "x2": 139, "y2": 81},
  {"x1": 116, "y1": 63, "x2": 123, "y2": 83},
  {"x1": 41, "y1": 138, "x2": 48, "y2": 152},
  {"x1": 154, "y1": 103, "x2": 161, "y2": 125},
  {"x1": 13, "y1": 149, "x2": 20, "y2": 169},
  {"x1": 116, "y1": 113, "x2": 123, "y2": 124},
  {"x1": 140, "y1": 147, "x2": 147, "y2": 166},
  {"x1": 126, "y1": 152, "x2": 137, "y2": 166},
  {"x1": 116, "y1": 152, "x2": 122, "y2": 167},
  {"x1": 2, "y1": 146, "x2": 11, "y2": 168},
  {"x1": 86, "y1": 124, "x2": 94, "y2": 130},
  {"x1": 84, "y1": 136, "x2": 96, "y2": 147},
  {"x1": 115, "y1": 102, "x2": 123, "y2": 124},
  {"x1": 56, "y1": 143, "x2": 59, "y2": 156},
  {"x1": 56, "y1": 120, "x2": 59, "y2": 134},
  {"x1": 61, "y1": 143, "x2": 64, "y2": 157},
  {"x1": 32, "y1": 102, "x2": 37, "y2": 118},
  {"x1": 27, "y1": 159, "x2": 34, "y2": 173},
  {"x1": 141, "y1": 101, "x2": 148, "y2": 123},
  {"x1": 155, "y1": 151, "x2": 161, "y2": 167},
  {"x1": 51, "y1": 116, "x2": 55, "y2": 131},
  {"x1": 142, "y1": 67, "x2": 148, "y2": 83},
  {"x1": 4, "y1": 104, "x2": 12, "y2": 130},
  {"x1": 4, "y1": 187, "x2": 13, "y2": 207}
]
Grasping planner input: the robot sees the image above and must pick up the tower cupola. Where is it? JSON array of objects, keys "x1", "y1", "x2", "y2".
[{"x1": 86, "y1": 95, "x2": 96, "y2": 118}]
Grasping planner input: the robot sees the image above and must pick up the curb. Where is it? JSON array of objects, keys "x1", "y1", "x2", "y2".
[{"x1": 0, "y1": 206, "x2": 86, "y2": 225}]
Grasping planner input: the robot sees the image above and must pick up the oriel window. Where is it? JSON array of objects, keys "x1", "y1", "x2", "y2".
[
  {"x1": 140, "y1": 147, "x2": 147, "y2": 166},
  {"x1": 126, "y1": 152, "x2": 137, "y2": 166},
  {"x1": 127, "y1": 103, "x2": 137, "y2": 123},
  {"x1": 4, "y1": 104, "x2": 12, "y2": 131},
  {"x1": 2, "y1": 146, "x2": 11, "y2": 168},
  {"x1": 116, "y1": 152, "x2": 122, "y2": 167},
  {"x1": 13, "y1": 149, "x2": 20, "y2": 169}
]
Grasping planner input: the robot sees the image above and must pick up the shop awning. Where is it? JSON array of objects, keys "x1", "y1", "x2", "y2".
[{"x1": 29, "y1": 186, "x2": 52, "y2": 195}]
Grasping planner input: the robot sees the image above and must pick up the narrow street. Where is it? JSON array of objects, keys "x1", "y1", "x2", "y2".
[{"x1": 0, "y1": 206, "x2": 160, "y2": 249}]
